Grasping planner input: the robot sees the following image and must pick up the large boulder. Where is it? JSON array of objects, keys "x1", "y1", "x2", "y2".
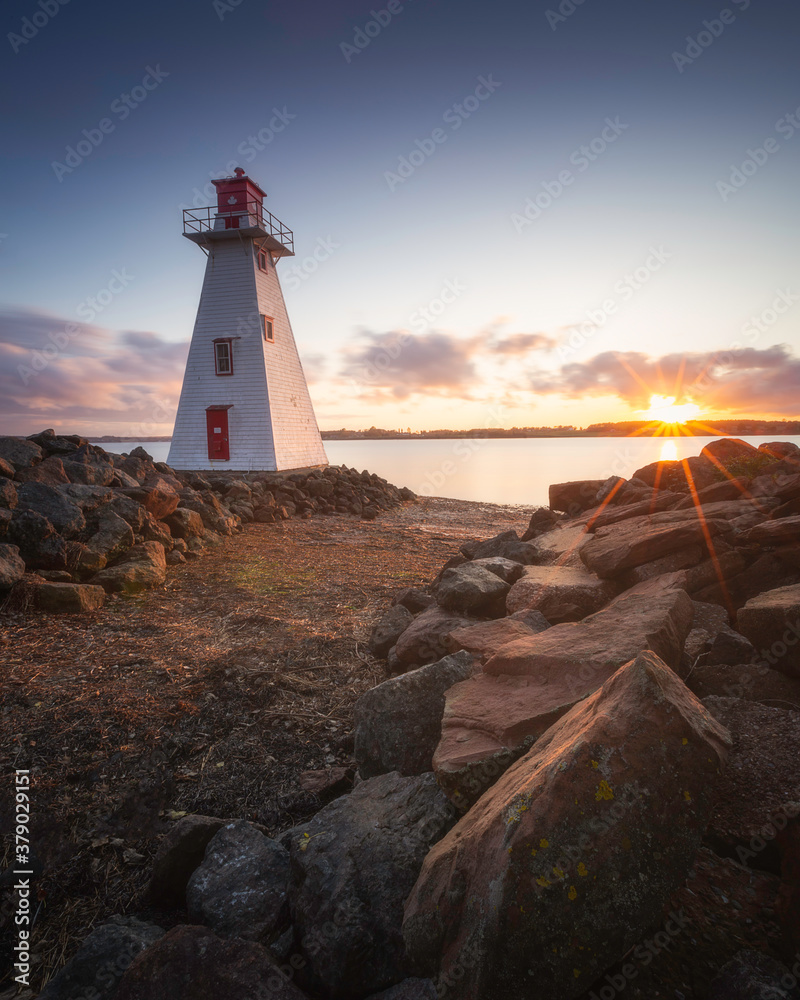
[
  {"x1": 0, "y1": 476, "x2": 18, "y2": 509},
  {"x1": 79, "y1": 508, "x2": 135, "y2": 574},
  {"x1": 122, "y1": 479, "x2": 179, "y2": 520},
  {"x1": 505, "y1": 564, "x2": 617, "y2": 622},
  {"x1": 164, "y1": 507, "x2": 205, "y2": 539},
  {"x1": 34, "y1": 582, "x2": 106, "y2": 612},
  {"x1": 394, "y1": 606, "x2": 475, "y2": 669},
  {"x1": 484, "y1": 576, "x2": 694, "y2": 678},
  {"x1": 687, "y1": 663, "x2": 800, "y2": 710},
  {"x1": 741, "y1": 515, "x2": 800, "y2": 547},
  {"x1": 0, "y1": 543, "x2": 25, "y2": 588},
  {"x1": 91, "y1": 541, "x2": 167, "y2": 594},
  {"x1": 528, "y1": 522, "x2": 592, "y2": 568},
  {"x1": 433, "y1": 563, "x2": 510, "y2": 617},
  {"x1": 458, "y1": 530, "x2": 536, "y2": 565},
  {"x1": 187, "y1": 820, "x2": 290, "y2": 943},
  {"x1": 14, "y1": 454, "x2": 70, "y2": 485},
  {"x1": 38, "y1": 916, "x2": 164, "y2": 1000},
  {"x1": 737, "y1": 584, "x2": 800, "y2": 678},
  {"x1": 402, "y1": 650, "x2": 731, "y2": 1000},
  {"x1": 354, "y1": 651, "x2": 475, "y2": 778},
  {"x1": 115, "y1": 925, "x2": 308, "y2": 1000},
  {"x1": 288, "y1": 771, "x2": 457, "y2": 999},
  {"x1": 16, "y1": 482, "x2": 86, "y2": 537},
  {"x1": 701, "y1": 437, "x2": 759, "y2": 468},
  {"x1": 548, "y1": 480, "x2": 605, "y2": 515},
  {"x1": 0, "y1": 435, "x2": 43, "y2": 469},
  {"x1": 631, "y1": 454, "x2": 717, "y2": 492},
  {"x1": 6, "y1": 510, "x2": 68, "y2": 570},
  {"x1": 445, "y1": 611, "x2": 550, "y2": 662},
  {"x1": 580, "y1": 509, "x2": 730, "y2": 579}
]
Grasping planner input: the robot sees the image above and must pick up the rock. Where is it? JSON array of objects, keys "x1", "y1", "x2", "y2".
[
  {"x1": 0, "y1": 543, "x2": 25, "y2": 588},
  {"x1": 129, "y1": 445, "x2": 154, "y2": 461},
  {"x1": 115, "y1": 925, "x2": 308, "y2": 1000},
  {"x1": 38, "y1": 915, "x2": 164, "y2": 1000},
  {"x1": 16, "y1": 482, "x2": 86, "y2": 536},
  {"x1": 165, "y1": 507, "x2": 205, "y2": 539},
  {"x1": 528, "y1": 522, "x2": 592, "y2": 567},
  {"x1": 391, "y1": 587, "x2": 435, "y2": 614},
  {"x1": 62, "y1": 456, "x2": 116, "y2": 486},
  {"x1": 485, "y1": 577, "x2": 694, "y2": 678},
  {"x1": 687, "y1": 663, "x2": 800, "y2": 709},
  {"x1": 520, "y1": 506, "x2": 562, "y2": 541},
  {"x1": 394, "y1": 606, "x2": 475, "y2": 669},
  {"x1": 674, "y1": 476, "x2": 750, "y2": 508},
  {"x1": 737, "y1": 584, "x2": 800, "y2": 678},
  {"x1": 741, "y1": 515, "x2": 800, "y2": 547},
  {"x1": 704, "y1": 626, "x2": 757, "y2": 666},
  {"x1": 433, "y1": 563, "x2": 510, "y2": 617},
  {"x1": 505, "y1": 564, "x2": 617, "y2": 623},
  {"x1": 142, "y1": 512, "x2": 174, "y2": 550},
  {"x1": 702, "y1": 696, "x2": 800, "y2": 854},
  {"x1": 701, "y1": 436, "x2": 759, "y2": 467},
  {"x1": 288, "y1": 772, "x2": 457, "y2": 998},
  {"x1": 122, "y1": 480, "x2": 179, "y2": 520},
  {"x1": 27, "y1": 429, "x2": 82, "y2": 455},
  {"x1": 80, "y1": 509, "x2": 135, "y2": 573},
  {"x1": 147, "y1": 815, "x2": 228, "y2": 908},
  {"x1": 445, "y1": 612, "x2": 550, "y2": 662},
  {"x1": 759, "y1": 440, "x2": 800, "y2": 461},
  {"x1": 6, "y1": 510, "x2": 68, "y2": 570},
  {"x1": 35, "y1": 582, "x2": 106, "y2": 612},
  {"x1": 187, "y1": 820, "x2": 290, "y2": 943},
  {"x1": 92, "y1": 541, "x2": 167, "y2": 594},
  {"x1": 548, "y1": 479, "x2": 606, "y2": 515},
  {"x1": 459, "y1": 530, "x2": 536, "y2": 565},
  {"x1": 631, "y1": 454, "x2": 717, "y2": 492},
  {"x1": 587, "y1": 489, "x2": 683, "y2": 529},
  {"x1": 469, "y1": 556, "x2": 526, "y2": 584},
  {"x1": 297, "y1": 767, "x2": 352, "y2": 800},
  {"x1": 367, "y1": 980, "x2": 437, "y2": 1000},
  {"x1": 708, "y1": 949, "x2": 800, "y2": 999},
  {"x1": 369, "y1": 604, "x2": 415, "y2": 658},
  {"x1": 354, "y1": 652, "x2": 476, "y2": 778},
  {"x1": 0, "y1": 435, "x2": 43, "y2": 469},
  {"x1": 617, "y1": 543, "x2": 705, "y2": 588},
  {"x1": 14, "y1": 454, "x2": 70, "y2": 485},
  {"x1": 0, "y1": 476, "x2": 18, "y2": 509},
  {"x1": 580, "y1": 509, "x2": 729, "y2": 579},
  {"x1": 403, "y1": 650, "x2": 731, "y2": 1000}
]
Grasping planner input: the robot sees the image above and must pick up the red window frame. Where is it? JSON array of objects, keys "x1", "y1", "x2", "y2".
[
  {"x1": 261, "y1": 315, "x2": 274, "y2": 343},
  {"x1": 213, "y1": 338, "x2": 234, "y2": 375}
]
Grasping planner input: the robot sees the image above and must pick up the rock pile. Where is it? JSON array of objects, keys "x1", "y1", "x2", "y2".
[
  {"x1": 34, "y1": 437, "x2": 800, "y2": 999},
  {"x1": 0, "y1": 430, "x2": 415, "y2": 611}
]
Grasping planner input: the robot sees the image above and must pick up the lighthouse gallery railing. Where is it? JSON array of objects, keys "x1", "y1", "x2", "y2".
[{"x1": 182, "y1": 201, "x2": 294, "y2": 254}]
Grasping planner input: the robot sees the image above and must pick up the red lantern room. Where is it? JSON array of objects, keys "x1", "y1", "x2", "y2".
[{"x1": 212, "y1": 167, "x2": 266, "y2": 229}]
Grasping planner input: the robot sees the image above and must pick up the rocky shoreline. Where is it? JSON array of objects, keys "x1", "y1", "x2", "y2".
[{"x1": 5, "y1": 435, "x2": 800, "y2": 999}]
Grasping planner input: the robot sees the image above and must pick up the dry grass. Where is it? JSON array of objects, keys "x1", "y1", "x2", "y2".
[{"x1": 0, "y1": 496, "x2": 526, "y2": 993}]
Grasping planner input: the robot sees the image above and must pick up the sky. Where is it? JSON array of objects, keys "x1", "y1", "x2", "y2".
[{"x1": 1, "y1": 0, "x2": 799, "y2": 435}]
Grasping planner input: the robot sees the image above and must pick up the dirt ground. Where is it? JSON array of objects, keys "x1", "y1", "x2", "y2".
[{"x1": 0, "y1": 496, "x2": 526, "y2": 994}]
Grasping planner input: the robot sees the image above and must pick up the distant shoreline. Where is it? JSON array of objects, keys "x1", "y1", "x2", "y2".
[{"x1": 89, "y1": 419, "x2": 800, "y2": 444}]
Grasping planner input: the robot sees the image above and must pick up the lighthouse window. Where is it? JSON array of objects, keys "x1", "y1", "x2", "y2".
[
  {"x1": 257, "y1": 249, "x2": 268, "y2": 272},
  {"x1": 214, "y1": 339, "x2": 233, "y2": 375},
  {"x1": 261, "y1": 316, "x2": 274, "y2": 343}
]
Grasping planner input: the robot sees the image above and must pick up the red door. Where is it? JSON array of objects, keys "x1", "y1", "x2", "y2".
[{"x1": 206, "y1": 408, "x2": 230, "y2": 461}]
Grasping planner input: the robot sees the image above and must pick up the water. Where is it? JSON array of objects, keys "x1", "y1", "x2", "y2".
[{"x1": 92, "y1": 435, "x2": 800, "y2": 508}]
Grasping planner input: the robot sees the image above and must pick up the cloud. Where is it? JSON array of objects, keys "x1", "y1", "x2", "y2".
[
  {"x1": 0, "y1": 306, "x2": 188, "y2": 434},
  {"x1": 491, "y1": 332, "x2": 556, "y2": 355},
  {"x1": 527, "y1": 345, "x2": 800, "y2": 415}
]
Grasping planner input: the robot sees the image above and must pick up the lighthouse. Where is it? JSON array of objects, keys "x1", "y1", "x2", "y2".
[{"x1": 167, "y1": 169, "x2": 328, "y2": 472}]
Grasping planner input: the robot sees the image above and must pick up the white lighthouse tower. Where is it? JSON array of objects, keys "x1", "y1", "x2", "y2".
[{"x1": 168, "y1": 169, "x2": 328, "y2": 472}]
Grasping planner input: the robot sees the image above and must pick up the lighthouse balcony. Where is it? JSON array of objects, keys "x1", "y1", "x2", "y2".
[{"x1": 183, "y1": 202, "x2": 294, "y2": 256}]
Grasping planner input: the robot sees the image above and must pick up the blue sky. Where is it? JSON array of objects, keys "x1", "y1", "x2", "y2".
[{"x1": 1, "y1": 0, "x2": 799, "y2": 434}]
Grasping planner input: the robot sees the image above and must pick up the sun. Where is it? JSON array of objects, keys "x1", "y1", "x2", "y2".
[{"x1": 643, "y1": 394, "x2": 700, "y2": 424}]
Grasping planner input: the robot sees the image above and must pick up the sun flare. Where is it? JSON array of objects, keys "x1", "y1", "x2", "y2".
[{"x1": 644, "y1": 394, "x2": 700, "y2": 424}]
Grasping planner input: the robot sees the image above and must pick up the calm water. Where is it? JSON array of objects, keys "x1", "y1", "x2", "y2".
[{"x1": 93, "y1": 435, "x2": 800, "y2": 508}]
